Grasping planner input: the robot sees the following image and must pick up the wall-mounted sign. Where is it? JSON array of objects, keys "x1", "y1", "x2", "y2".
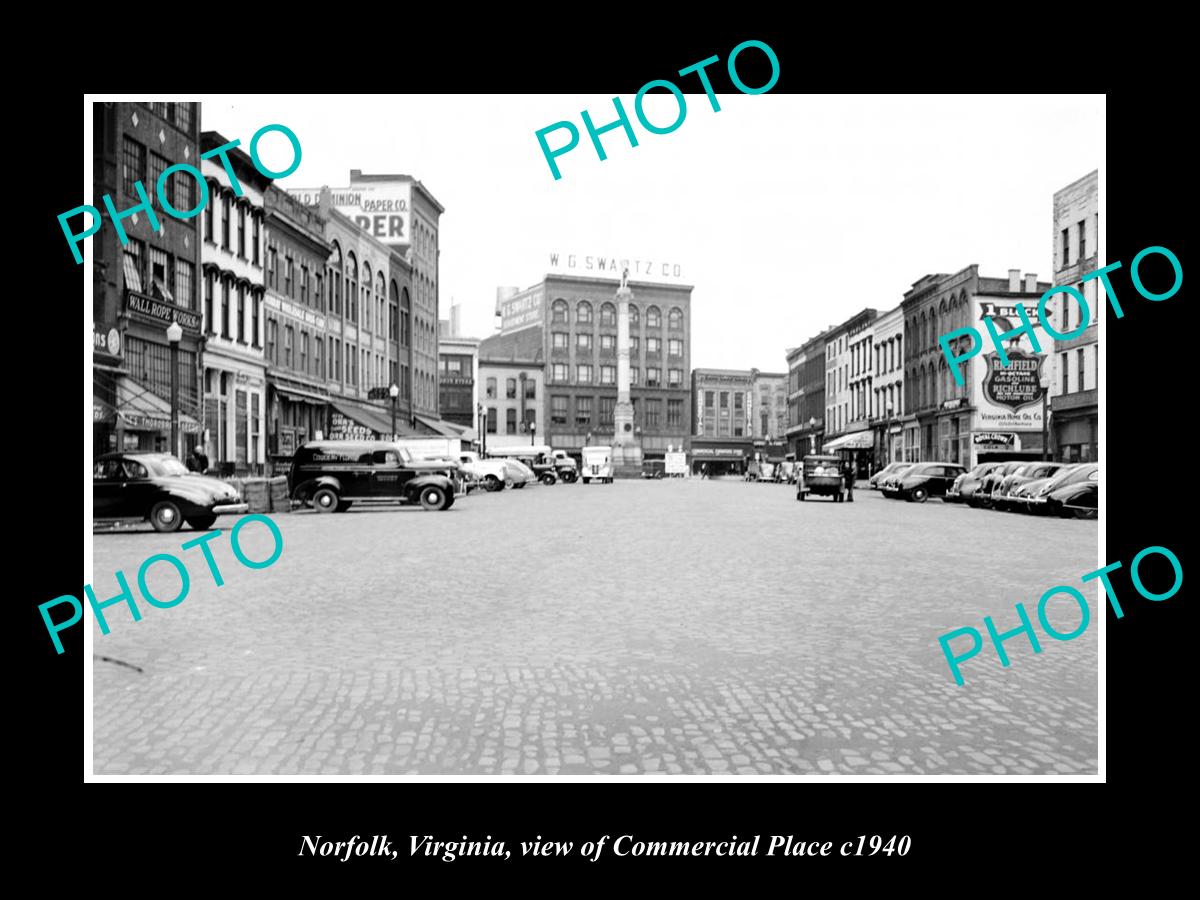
[
  {"x1": 547, "y1": 252, "x2": 684, "y2": 282},
  {"x1": 498, "y1": 285, "x2": 545, "y2": 336},
  {"x1": 329, "y1": 411, "x2": 375, "y2": 440},
  {"x1": 288, "y1": 180, "x2": 412, "y2": 247},
  {"x1": 971, "y1": 293, "x2": 1047, "y2": 431},
  {"x1": 125, "y1": 292, "x2": 202, "y2": 333},
  {"x1": 973, "y1": 432, "x2": 1016, "y2": 446},
  {"x1": 93, "y1": 325, "x2": 121, "y2": 359},
  {"x1": 265, "y1": 294, "x2": 326, "y2": 330}
]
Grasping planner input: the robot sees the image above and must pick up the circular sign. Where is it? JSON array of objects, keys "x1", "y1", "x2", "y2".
[{"x1": 107, "y1": 328, "x2": 121, "y2": 355}]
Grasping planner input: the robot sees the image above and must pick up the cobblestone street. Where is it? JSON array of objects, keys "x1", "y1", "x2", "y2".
[{"x1": 92, "y1": 480, "x2": 1099, "y2": 775}]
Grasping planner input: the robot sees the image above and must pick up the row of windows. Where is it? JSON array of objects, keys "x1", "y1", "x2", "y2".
[
  {"x1": 1059, "y1": 216, "x2": 1095, "y2": 268},
  {"x1": 551, "y1": 333, "x2": 682, "y2": 355},
  {"x1": 546, "y1": 396, "x2": 684, "y2": 428},
  {"x1": 702, "y1": 390, "x2": 747, "y2": 410},
  {"x1": 908, "y1": 293, "x2": 971, "y2": 354},
  {"x1": 204, "y1": 188, "x2": 262, "y2": 265},
  {"x1": 908, "y1": 355, "x2": 968, "y2": 412},
  {"x1": 550, "y1": 300, "x2": 683, "y2": 329},
  {"x1": 122, "y1": 136, "x2": 203, "y2": 216},
  {"x1": 203, "y1": 271, "x2": 262, "y2": 346},
  {"x1": 484, "y1": 406, "x2": 535, "y2": 434},
  {"x1": 144, "y1": 102, "x2": 195, "y2": 133},
  {"x1": 123, "y1": 240, "x2": 197, "y2": 310},
  {"x1": 874, "y1": 384, "x2": 903, "y2": 419},
  {"x1": 548, "y1": 364, "x2": 683, "y2": 387},
  {"x1": 700, "y1": 418, "x2": 747, "y2": 438},
  {"x1": 484, "y1": 377, "x2": 538, "y2": 400},
  {"x1": 875, "y1": 336, "x2": 902, "y2": 376},
  {"x1": 263, "y1": 318, "x2": 415, "y2": 399},
  {"x1": 324, "y1": 240, "x2": 415, "y2": 347},
  {"x1": 1058, "y1": 347, "x2": 1096, "y2": 395}
]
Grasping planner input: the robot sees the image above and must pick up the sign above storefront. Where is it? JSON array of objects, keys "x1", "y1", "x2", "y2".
[
  {"x1": 265, "y1": 294, "x2": 326, "y2": 330},
  {"x1": 93, "y1": 324, "x2": 122, "y2": 361},
  {"x1": 973, "y1": 432, "x2": 1016, "y2": 446},
  {"x1": 125, "y1": 292, "x2": 202, "y2": 333}
]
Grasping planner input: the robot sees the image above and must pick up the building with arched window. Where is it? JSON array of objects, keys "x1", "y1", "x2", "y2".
[{"x1": 482, "y1": 273, "x2": 693, "y2": 462}]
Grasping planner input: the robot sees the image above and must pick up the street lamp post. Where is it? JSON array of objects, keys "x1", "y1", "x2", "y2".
[
  {"x1": 808, "y1": 416, "x2": 817, "y2": 455},
  {"x1": 166, "y1": 319, "x2": 183, "y2": 458},
  {"x1": 478, "y1": 402, "x2": 486, "y2": 455},
  {"x1": 530, "y1": 420, "x2": 537, "y2": 446},
  {"x1": 389, "y1": 382, "x2": 399, "y2": 440}
]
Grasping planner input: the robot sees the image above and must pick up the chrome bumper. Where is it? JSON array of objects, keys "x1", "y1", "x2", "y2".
[{"x1": 213, "y1": 502, "x2": 249, "y2": 515}]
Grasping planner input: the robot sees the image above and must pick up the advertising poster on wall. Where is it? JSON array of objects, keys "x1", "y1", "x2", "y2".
[
  {"x1": 970, "y1": 297, "x2": 1049, "y2": 431},
  {"x1": 497, "y1": 285, "x2": 545, "y2": 335}
]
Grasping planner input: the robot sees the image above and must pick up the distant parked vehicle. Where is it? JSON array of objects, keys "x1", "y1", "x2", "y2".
[
  {"x1": 486, "y1": 444, "x2": 577, "y2": 483},
  {"x1": 993, "y1": 462, "x2": 1068, "y2": 510},
  {"x1": 93, "y1": 452, "x2": 248, "y2": 532},
  {"x1": 581, "y1": 446, "x2": 613, "y2": 484},
  {"x1": 455, "y1": 451, "x2": 510, "y2": 492},
  {"x1": 641, "y1": 460, "x2": 666, "y2": 479},
  {"x1": 972, "y1": 461, "x2": 1026, "y2": 508},
  {"x1": 1025, "y1": 463, "x2": 1098, "y2": 514},
  {"x1": 946, "y1": 462, "x2": 1004, "y2": 504},
  {"x1": 499, "y1": 458, "x2": 538, "y2": 489},
  {"x1": 895, "y1": 462, "x2": 966, "y2": 502},
  {"x1": 870, "y1": 462, "x2": 912, "y2": 491}
]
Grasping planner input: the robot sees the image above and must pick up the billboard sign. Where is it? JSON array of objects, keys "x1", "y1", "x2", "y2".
[
  {"x1": 288, "y1": 181, "x2": 412, "y2": 247},
  {"x1": 498, "y1": 285, "x2": 545, "y2": 336}
]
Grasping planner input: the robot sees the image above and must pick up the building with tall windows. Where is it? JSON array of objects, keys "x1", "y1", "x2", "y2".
[
  {"x1": 92, "y1": 102, "x2": 203, "y2": 459},
  {"x1": 822, "y1": 308, "x2": 878, "y2": 471},
  {"x1": 870, "y1": 305, "x2": 905, "y2": 464},
  {"x1": 691, "y1": 368, "x2": 755, "y2": 475},
  {"x1": 200, "y1": 131, "x2": 272, "y2": 475},
  {"x1": 1048, "y1": 171, "x2": 1099, "y2": 463},
  {"x1": 480, "y1": 273, "x2": 693, "y2": 460},
  {"x1": 262, "y1": 185, "x2": 332, "y2": 471},
  {"x1": 784, "y1": 331, "x2": 829, "y2": 458}
]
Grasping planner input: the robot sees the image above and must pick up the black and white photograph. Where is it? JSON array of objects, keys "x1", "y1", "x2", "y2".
[{"x1": 71, "y1": 90, "x2": 1112, "y2": 781}]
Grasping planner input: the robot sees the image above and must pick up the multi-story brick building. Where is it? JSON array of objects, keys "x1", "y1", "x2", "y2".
[
  {"x1": 478, "y1": 324, "x2": 543, "y2": 446},
  {"x1": 751, "y1": 370, "x2": 788, "y2": 441},
  {"x1": 1048, "y1": 171, "x2": 1099, "y2": 463},
  {"x1": 481, "y1": 274, "x2": 693, "y2": 460},
  {"x1": 262, "y1": 185, "x2": 332, "y2": 469},
  {"x1": 200, "y1": 131, "x2": 272, "y2": 475},
  {"x1": 692, "y1": 368, "x2": 755, "y2": 475},
  {"x1": 438, "y1": 308, "x2": 481, "y2": 432},
  {"x1": 784, "y1": 331, "x2": 829, "y2": 457}
]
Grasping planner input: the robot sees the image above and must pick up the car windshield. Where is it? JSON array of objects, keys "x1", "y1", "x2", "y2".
[{"x1": 147, "y1": 456, "x2": 189, "y2": 476}]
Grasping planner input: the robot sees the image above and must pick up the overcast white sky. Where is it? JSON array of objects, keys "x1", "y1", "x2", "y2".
[{"x1": 196, "y1": 93, "x2": 1103, "y2": 370}]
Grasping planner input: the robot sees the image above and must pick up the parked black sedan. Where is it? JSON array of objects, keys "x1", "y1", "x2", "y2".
[
  {"x1": 93, "y1": 452, "x2": 248, "y2": 532},
  {"x1": 894, "y1": 462, "x2": 967, "y2": 502},
  {"x1": 1046, "y1": 480, "x2": 1098, "y2": 518}
]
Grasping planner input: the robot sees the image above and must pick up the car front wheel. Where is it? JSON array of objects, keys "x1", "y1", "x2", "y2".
[
  {"x1": 186, "y1": 513, "x2": 217, "y2": 531},
  {"x1": 911, "y1": 487, "x2": 929, "y2": 503},
  {"x1": 540, "y1": 473, "x2": 556, "y2": 486},
  {"x1": 420, "y1": 485, "x2": 448, "y2": 511},
  {"x1": 150, "y1": 500, "x2": 184, "y2": 532},
  {"x1": 311, "y1": 487, "x2": 339, "y2": 513}
]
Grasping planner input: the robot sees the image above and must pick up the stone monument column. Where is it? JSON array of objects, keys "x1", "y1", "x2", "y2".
[{"x1": 611, "y1": 267, "x2": 643, "y2": 477}]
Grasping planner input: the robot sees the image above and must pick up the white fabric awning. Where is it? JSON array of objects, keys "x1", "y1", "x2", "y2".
[{"x1": 824, "y1": 430, "x2": 874, "y2": 451}]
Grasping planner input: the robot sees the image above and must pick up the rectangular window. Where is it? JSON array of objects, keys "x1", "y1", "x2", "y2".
[
  {"x1": 630, "y1": 336, "x2": 639, "y2": 353},
  {"x1": 1078, "y1": 220, "x2": 1086, "y2": 260},
  {"x1": 506, "y1": 378, "x2": 517, "y2": 399},
  {"x1": 576, "y1": 396, "x2": 592, "y2": 427},
  {"x1": 734, "y1": 392, "x2": 743, "y2": 409},
  {"x1": 284, "y1": 325, "x2": 294, "y2": 368},
  {"x1": 525, "y1": 379, "x2": 536, "y2": 400},
  {"x1": 237, "y1": 206, "x2": 246, "y2": 258},
  {"x1": 203, "y1": 271, "x2": 214, "y2": 332},
  {"x1": 598, "y1": 396, "x2": 615, "y2": 426},
  {"x1": 205, "y1": 197, "x2": 214, "y2": 242},
  {"x1": 668, "y1": 338, "x2": 682, "y2": 357},
  {"x1": 667, "y1": 399, "x2": 682, "y2": 426},
  {"x1": 1061, "y1": 351, "x2": 1069, "y2": 394},
  {"x1": 630, "y1": 366, "x2": 639, "y2": 385},
  {"x1": 551, "y1": 395, "x2": 568, "y2": 424},
  {"x1": 265, "y1": 319, "x2": 277, "y2": 364},
  {"x1": 252, "y1": 291, "x2": 261, "y2": 347},
  {"x1": 285, "y1": 257, "x2": 294, "y2": 297},
  {"x1": 719, "y1": 391, "x2": 728, "y2": 409},
  {"x1": 123, "y1": 137, "x2": 145, "y2": 196},
  {"x1": 600, "y1": 334, "x2": 616, "y2": 351},
  {"x1": 577, "y1": 364, "x2": 593, "y2": 383},
  {"x1": 1077, "y1": 348, "x2": 1086, "y2": 393},
  {"x1": 645, "y1": 399, "x2": 661, "y2": 427},
  {"x1": 300, "y1": 266, "x2": 309, "y2": 305},
  {"x1": 552, "y1": 363, "x2": 568, "y2": 381},
  {"x1": 705, "y1": 391, "x2": 714, "y2": 408},
  {"x1": 173, "y1": 102, "x2": 193, "y2": 133},
  {"x1": 552, "y1": 331, "x2": 568, "y2": 349},
  {"x1": 252, "y1": 214, "x2": 261, "y2": 265},
  {"x1": 174, "y1": 259, "x2": 194, "y2": 311},
  {"x1": 487, "y1": 407, "x2": 497, "y2": 433},
  {"x1": 646, "y1": 367, "x2": 660, "y2": 387},
  {"x1": 300, "y1": 332, "x2": 309, "y2": 374},
  {"x1": 647, "y1": 337, "x2": 661, "y2": 354},
  {"x1": 577, "y1": 333, "x2": 593, "y2": 350},
  {"x1": 600, "y1": 365, "x2": 616, "y2": 385},
  {"x1": 173, "y1": 168, "x2": 194, "y2": 214},
  {"x1": 237, "y1": 285, "x2": 246, "y2": 343},
  {"x1": 221, "y1": 194, "x2": 231, "y2": 249},
  {"x1": 506, "y1": 408, "x2": 517, "y2": 434},
  {"x1": 314, "y1": 337, "x2": 323, "y2": 379},
  {"x1": 668, "y1": 368, "x2": 682, "y2": 387},
  {"x1": 1061, "y1": 227, "x2": 1070, "y2": 267}
]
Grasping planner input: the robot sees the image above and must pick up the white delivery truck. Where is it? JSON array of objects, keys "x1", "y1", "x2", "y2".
[{"x1": 581, "y1": 446, "x2": 613, "y2": 484}]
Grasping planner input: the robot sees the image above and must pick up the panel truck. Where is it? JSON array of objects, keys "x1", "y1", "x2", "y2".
[{"x1": 581, "y1": 445, "x2": 614, "y2": 484}]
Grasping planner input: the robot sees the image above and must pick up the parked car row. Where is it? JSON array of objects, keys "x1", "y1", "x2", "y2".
[
  {"x1": 947, "y1": 461, "x2": 1097, "y2": 517},
  {"x1": 869, "y1": 458, "x2": 1097, "y2": 518}
]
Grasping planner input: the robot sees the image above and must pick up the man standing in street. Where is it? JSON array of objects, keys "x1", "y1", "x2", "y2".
[{"x1": 844, "y1": 455, "x2": 855, "y2": 502}]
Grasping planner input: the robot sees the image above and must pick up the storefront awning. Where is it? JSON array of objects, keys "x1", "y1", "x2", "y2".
[
  {"x1": 273, "y1": 384, "x2": 330, "y2": 406},
  {"x1": 413, "y1": 414, "x2": 465, "y2": 438},
  {"x1": 114, "y1": 377, "x2": 201, "y2": 433},
  {"x1": 823, "y1": 430, "x2": 874, "y2": 452}
]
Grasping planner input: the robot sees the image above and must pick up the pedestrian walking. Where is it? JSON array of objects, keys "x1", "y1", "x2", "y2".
[
  {"x1": 700, "y1": 463, "x2": 708, "y2": 480},
  {"x1": 844, "y1": 457, "x2": 855, "y2": 502}
]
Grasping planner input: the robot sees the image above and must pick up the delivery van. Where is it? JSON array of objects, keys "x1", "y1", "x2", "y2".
[{"x1": 581, "y1": 446, "x2": 613, "y2": 484}]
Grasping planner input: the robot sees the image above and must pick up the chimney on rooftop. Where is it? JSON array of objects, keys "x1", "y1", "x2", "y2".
[
  {"x1": 1024, "y1": 273, "x2": 1037, "y2": 293},
  {"x1": 1008, "y1": 269, "x2": 1021, "y2": 292}
]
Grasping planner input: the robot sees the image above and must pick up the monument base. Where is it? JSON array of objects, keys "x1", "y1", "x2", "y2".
[{"x1": 611, "y1": 443, "x2": 644, "y2": 479}]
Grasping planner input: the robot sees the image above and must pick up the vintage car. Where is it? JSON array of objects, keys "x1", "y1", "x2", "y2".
[
  {"x1": 894, "y1": 462, "x2": 967, "y2": 502},
  {"x1": 499, "y1": 457, "x2": 539, "y2": 489},
  {"x1": 945, "y1": 461, "x2": 1003, "y2": 503},
  {"x1": 870, "y1": 462, "x2": 913, "y2": 491},
  {"x1": 1025, "y1": 464, "x2": 1098, "y2": 514},
  {"x1": 1046, "y1": 480, "x2": 1098, "y2": 518},
  {"x1": 288, "y1": 441, "x2": 459, "y2": 512},
  {"x1": 796, "y1": 454, "x2": 846, "y2": 502},
  {"x1": 93, "y1": 452, "x2": 248, "y2": 532},
  {"x1": 993, "y1": 462, "x2": 1068, "y2": 511},
  {"x1": 971, "y1": 461, "x2": 1026, "y2": 508}
]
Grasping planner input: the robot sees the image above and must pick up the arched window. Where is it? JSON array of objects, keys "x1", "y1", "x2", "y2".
[
  {"x1": 346, "y1": 252, "x2": 358, "y2": 324},
  {"x1": 629, "y1": 303, "x2": 640, "y2": 327},
  {"x1": 377, "y1": 271, "x2": 386, "y2": 334},
  {"x1": 577, "y1": 301, "x2": 592, "y2": 324},
  {"x1": 361, "y1": 262, "x2": 372, "y2": 332},
  {"x1": 552, "y1": 299, "x2": 568, "y2": 324},
  {"x1": 646, "y1": 305, "x2": 661, "y2": 328},
  {"x1": 600, "y1": 302, "x2": 616, "y2": 327},
  {"x1": 329, "y1": 241, "x2": 343, "y2": 317},
  {"x1": 668, "y1": 307, "x2": 683, "y2": 330},
  {"x1": 918, "y1": 364, "x2": 927, "y2": 409}
]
